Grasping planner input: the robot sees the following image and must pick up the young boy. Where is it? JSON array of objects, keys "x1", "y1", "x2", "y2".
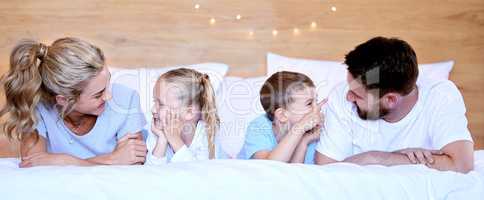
[{"x1": 240, "y1": 71, "x2": 326, "y2": 164}]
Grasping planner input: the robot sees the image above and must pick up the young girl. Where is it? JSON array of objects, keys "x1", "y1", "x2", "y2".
[
  {"x1": 145, "y1": 68, "x2": 226, "y2": 164},
  {"x1": 0, "y1": 37, "x2": 147, "y2": 167},
  {"x1": 240, "y1": 71, "x2": 326, "y2": 164}
]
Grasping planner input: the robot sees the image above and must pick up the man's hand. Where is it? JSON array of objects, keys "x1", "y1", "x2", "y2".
[{"x1": 394, "y1": 148, "x2": 444, "y2": 166}]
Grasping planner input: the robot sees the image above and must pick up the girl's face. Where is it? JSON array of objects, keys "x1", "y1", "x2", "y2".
[
  {"x1": 280, "y1": 86, "x2": 318, "y2": 128},
  {"x1": 152, "y1": 80, "x2": 189, "y2": 124},
  {"x1": 71, "y1": 67, "x2": 111, "y2": 116}
]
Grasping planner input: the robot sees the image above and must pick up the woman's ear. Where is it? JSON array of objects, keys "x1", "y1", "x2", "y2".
[
  {"x1": 55, "y1": 95, "x2": 68, "y2": 107},
  {"x1": 274, "y1": 108, "x2": 288, "y2": 124}
]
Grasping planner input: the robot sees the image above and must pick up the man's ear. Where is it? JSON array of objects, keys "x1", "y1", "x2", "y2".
[
  {"x1": 55, "y1": 95, "x2": 68, "y2": 107},
  {"x1": 274, "y1": 108, "x2": 288, "y2": 123},
  {"x1": 381, "y1": 93, "x2": 399, "y2": 109}
]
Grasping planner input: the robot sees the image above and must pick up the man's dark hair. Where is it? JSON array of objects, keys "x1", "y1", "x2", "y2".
[{"x1": 345, "y1": 36, "x2": 418, "y2": 97}]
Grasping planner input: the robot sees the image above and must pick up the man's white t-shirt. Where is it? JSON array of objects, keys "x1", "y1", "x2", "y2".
[{"x1": 316, "y1": 79, "x2": 473, "y2": 161}]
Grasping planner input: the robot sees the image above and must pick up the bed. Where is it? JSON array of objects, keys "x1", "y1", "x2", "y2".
[
  {"x1": 1, "y1": 56, "x2": 482, "y2": 199},
  {"x1": 0, "y1": 151, "x2": 483, "y2": 199}
]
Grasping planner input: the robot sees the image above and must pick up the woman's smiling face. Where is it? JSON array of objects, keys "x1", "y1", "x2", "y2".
[{"x1": 71, "y1": 67, "x2": 112, "y2": 116}]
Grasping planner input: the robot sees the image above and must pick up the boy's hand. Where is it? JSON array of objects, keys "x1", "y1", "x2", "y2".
[
  {"x1": 302, "y1": 125, "x2": 322, "y2": 144},
  {"x1": 292, "y1": 99, "x2": 327, "y2": 135}
]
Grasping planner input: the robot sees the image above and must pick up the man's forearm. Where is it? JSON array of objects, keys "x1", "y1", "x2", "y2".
[
  {"x1": 343, "y1": 151, "x2": 472, "y2": 173},
  {"x1": 343, "y1": 151, "x2": 412, "y2": 166},
  {"x1": 428, "y1": 154, "x2": 473, "y2": 173}
]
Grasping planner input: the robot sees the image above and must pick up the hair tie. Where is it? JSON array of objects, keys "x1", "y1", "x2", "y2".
[
  {"x1": 202, "y1": 73, "x2": 209, "y2": 81},
  {"x1": 37, "y1": 43, "x2": 48, "y2": 59}
]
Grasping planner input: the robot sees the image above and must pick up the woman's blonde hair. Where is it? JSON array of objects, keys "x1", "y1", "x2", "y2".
[
  {"x1": 158, "y1": 68, "x2": 220, "y2": 159},
  {"x1": 0, "y1": 37, "x2": 105, "y2": 141}
]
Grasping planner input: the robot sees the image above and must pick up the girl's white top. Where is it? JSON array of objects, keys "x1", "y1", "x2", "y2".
[{"x1": 145, "y1": 121, "x2": 227, "y2": 164}]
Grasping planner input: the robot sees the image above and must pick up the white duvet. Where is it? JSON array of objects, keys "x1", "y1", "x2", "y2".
[{"x1": 1, "y1": 151, "x2": 483, "y2": 200}]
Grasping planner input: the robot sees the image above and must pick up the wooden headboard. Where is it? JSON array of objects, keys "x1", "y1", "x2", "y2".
[{"x1": 1, "y1": 0, "x2": 483, "y2": 157}]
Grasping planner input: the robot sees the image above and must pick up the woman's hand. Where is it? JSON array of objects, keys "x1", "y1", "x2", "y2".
[{"x1": 110, "y1": 133, "x2": 147, "y2": 165}]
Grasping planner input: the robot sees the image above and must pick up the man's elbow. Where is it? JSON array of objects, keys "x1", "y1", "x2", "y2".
[
  {"x1": 314, "y1": 152, "x2": 337, "y2": 165},
  {"x1": 438, "y1": 140, "x2": 474, "y2": 174},
  {"x1": 455, "y1": 160, "x2": 474, "y2": 174},
  {"x1": 440, "y1": 154, "x2": 474, "y2": 174},
  {"x1": 315, "y1": 153, "x2": 324, "y2": 165}
]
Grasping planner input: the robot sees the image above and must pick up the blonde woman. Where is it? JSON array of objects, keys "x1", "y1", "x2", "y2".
[
  {"x1": 0, "y1": 37, "x2": 147, "y2": 167},
  {"x1": 146, "y1": 68, "x2": 226, "y2": 164}
]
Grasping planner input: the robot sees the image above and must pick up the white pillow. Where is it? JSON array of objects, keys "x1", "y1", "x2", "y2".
[
  {"x1": 109, "y1": 63, "x2": 229, "y2": 127},
  {"x1": 216, "y1": 76, "x2": 266, "y2": 158},
  {"x1": 418, "y1": 60, "x2": 454, "y2": 82},
  {"x1": 267, "y1": 52, "x2": 347, "y2": 101},
  {"x1": 267, "y1": 52, "x2": 454, "y2": 99}
]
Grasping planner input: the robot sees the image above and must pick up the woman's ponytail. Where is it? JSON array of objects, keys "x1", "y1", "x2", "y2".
[{"x1": 0, "y1": 41, "x2": 46, "y2": 140}]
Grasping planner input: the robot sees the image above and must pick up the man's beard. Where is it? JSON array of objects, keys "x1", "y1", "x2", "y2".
[{"x1": 356, "y1": 103, "x2": 389, "y2": 120}]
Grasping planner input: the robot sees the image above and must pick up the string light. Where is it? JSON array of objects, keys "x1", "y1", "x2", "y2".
[
  {"x1": 247, "y1": 30, "x2": 255, "y2": 39},
  {"x1": 310, "y1": 22, "x2": 317, "y2": 29},
  {"x1": 195, "y1": 4, "x2": 335, "y2": 36},
  {"x1": 272, "y1": 29, "x2": 278, "y2": 36}
]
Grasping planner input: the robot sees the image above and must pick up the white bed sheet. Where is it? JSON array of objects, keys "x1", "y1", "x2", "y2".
[{"x1": 1, "y1": 151, "x2": 483, "y2": 200}]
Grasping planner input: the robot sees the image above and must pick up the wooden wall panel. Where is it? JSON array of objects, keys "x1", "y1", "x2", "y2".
[{"x1": 0, "y1": 0, "x2": 483, "y2": 157}]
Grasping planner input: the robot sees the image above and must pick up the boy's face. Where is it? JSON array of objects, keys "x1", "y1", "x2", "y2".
[{"x1": 284, "y1": 86, "x2": 317, "y2": 127}]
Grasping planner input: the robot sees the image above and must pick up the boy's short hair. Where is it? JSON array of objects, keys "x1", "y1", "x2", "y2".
[{"x1": 259, "y1": 71, "x2": 315, "y2": 121}]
